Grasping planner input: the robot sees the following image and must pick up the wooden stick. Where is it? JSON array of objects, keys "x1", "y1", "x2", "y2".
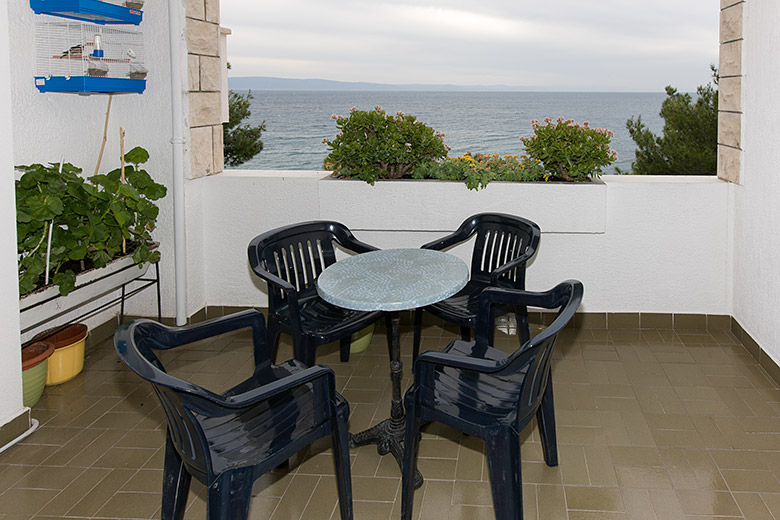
[
  {"x1": 94, "y1": 93, "x2": 113, "y2": 176},
  {"x1": 120, "y1": 127, "x2": 126, "y2": 254},
  {"x1": 120, "y1": 127, "x2": 126, "y2": 183}
]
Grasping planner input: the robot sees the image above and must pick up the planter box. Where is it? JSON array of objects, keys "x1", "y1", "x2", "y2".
[
  {"x1": 318, "y1": 177, "x2": 607, "y2": 234},
  {"x1": 19, "y1": 255, "x2": 151, "y2": 331}
]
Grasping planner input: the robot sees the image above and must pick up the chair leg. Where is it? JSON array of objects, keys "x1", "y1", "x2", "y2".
[
  {"x1": 331, "y1": 403, "x2": 354, "y2": 519},
  {"x1": 412, "y1": 309, "x2": 423, "y2": 365},
  {"x1": 293, "y1": 337, "x2": 317, "y2": 367},
  {"x1": 485, "y1": 429, "x2": 524, "y2": 520},
  {"x1": 161, "y1": 433, "x2": 191, "y2": 520},
  {"x1": 266, "y1": 314, "x2": 281, "y2": 363},
  {"x1": 401, "y1": 393, "x2": 422, "y2": 520},
  {"x1": 515, "y1": 305, "x2": 530, "y2": 344},
  {"x1": 537, "y1": 376, "x2": 558, "y2": 467},
  {"x1": 206, "y1": 468, "x2": 254, "y2": 520},
  {"x1": 460, "y1": 326, "x2": 471, "y2": 341},
  {"x1": 339, "y1": 337, "x2": 351, "y2": 363}
]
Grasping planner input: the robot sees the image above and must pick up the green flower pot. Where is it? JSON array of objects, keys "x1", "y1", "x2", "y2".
[
  {"x1": 350, "y1": 323, "x2": 375, "y2": 354},
  {"x1": 21, "y1": 342, "x2": 55, "y2": 408}
]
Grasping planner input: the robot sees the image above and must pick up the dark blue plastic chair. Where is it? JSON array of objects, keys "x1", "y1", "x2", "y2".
[
  {"x1": 402, "y1": 280, "x2": 583, "y2": 520},
  {"x1": 114, "y1": 310, "x2": 353, "y2": 520},
  {"x1": 248, "y1": 221, "x2": 389, "y2": 366},
  {"x1": 412, "y1": 213, "x2": 541, "y2": 364}
]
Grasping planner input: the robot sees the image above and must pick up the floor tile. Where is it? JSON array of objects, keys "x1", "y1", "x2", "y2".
[{"x1": 2, "y1": 320, "x2": 777, "y2": 519}]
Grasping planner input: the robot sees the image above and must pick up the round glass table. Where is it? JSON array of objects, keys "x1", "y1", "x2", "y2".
[{"x1": 317, "y1": 248, "x2": 468, "y2": 487}]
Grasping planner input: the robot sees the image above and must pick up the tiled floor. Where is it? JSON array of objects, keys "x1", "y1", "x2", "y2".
[{"x1": 3, "y1": 315, "x2": 780, "y2": 519}]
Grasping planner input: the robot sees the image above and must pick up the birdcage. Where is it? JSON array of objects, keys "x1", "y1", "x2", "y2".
[
  {"x1": 30, "y1": 0, "x2": 143, "y2": 25},
  {"x1": 34, "y1": 15, "x2": 146, "y2": 93}
]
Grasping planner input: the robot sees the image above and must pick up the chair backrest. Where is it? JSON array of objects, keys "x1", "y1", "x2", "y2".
[
  {"x1": 460, "y1": 213, "x2": 540, "y2": 287},
  {"x1": 115, "y1": 320, "x2": 226, "y2": 481},
  {"x1": 475, "y1": 280, "x2": 582, "y2": 426},
  {"x1": 247, "y1": 221, "x2": 356, "y2": 304}
]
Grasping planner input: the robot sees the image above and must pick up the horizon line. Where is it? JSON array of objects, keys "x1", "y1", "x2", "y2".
[{"x1": 227, "y1": 76, "x2": 667, "y2": 94}]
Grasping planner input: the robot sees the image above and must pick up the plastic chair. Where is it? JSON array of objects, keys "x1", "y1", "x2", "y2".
[
  {"x1": 401, "y1": 280, "x2": 583, "y2": 520},
  {"x1": 248, "y1": 221, "x2": 389, "y2": 366},
  {"x1": 114, "y1": 310, "x2": 353, "y2": 520},
  {"x1": 412, "y1": 213, "x2": 541, "y2": 364}
]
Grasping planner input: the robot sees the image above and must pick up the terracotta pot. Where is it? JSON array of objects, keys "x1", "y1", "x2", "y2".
[{"x1": 32, "y1": 323, "x2": 88, "y2": 348}]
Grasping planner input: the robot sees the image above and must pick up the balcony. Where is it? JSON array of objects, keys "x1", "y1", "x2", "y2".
[{"x1": 3, "y1": 1, "x2": 780, "y2": 518}]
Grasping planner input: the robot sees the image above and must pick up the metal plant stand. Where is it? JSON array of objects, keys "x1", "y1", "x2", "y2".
[{"x1": 20, "y1": 261, "x2": 161, "y2": 335}]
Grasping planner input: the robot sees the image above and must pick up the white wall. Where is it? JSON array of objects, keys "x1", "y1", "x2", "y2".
[
  {"x1": 8, "y1": 0, "x2": 207, "y2": 335},
  {"x1": 0, "y1": 1, "x2": 24, "y2": 425},
  {"x1": 204, "y1": 172, "x2": 731, "y2": 315},
  {"x1": 733, "y1": 2, "x2": 780, "y2": 366}
]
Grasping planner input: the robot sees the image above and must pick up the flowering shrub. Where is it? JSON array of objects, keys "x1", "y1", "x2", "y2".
[
  {"x1": 520, "y1": 117, "x2": 618, "y2": 181},
  {"x1": 414, "y1": 153, "x2": 547, "y2": 190},
  {"x1": 323, "y1": 106, "x2": 449, "y2": 184}
]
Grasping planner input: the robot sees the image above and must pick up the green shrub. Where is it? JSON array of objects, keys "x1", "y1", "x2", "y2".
[
  {"x1": 224, "y1": 90, "x2": 265, "y2": 167},
  {"x1": 621, "y1": 66, "x2": 718, "y2": 175},
  {"x1": 323, "y1": 106, "x2": 449, "y2": 184},
  {"x1": 16, "y1": 147, "x2": 166, "y2": 296},
  {"x1": 414, "y1": 153, "x2": 547, "y2": 190},
  {"x1": 520, "y1": 117, "x2": 617, "y2": 181}
]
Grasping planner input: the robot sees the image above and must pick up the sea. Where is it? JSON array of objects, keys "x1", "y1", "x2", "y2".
[{"x1": 235, "y1": 91, "x2": 667, "y2": 174}]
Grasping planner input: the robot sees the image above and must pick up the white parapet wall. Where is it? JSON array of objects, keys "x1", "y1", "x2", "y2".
[{"x1": 202, "y1": 171, "x2": 731, "y2": 315}]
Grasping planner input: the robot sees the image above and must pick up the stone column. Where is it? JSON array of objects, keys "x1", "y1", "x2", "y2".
[
  {"x1": 718, "y1": 0, "x2": 744, "y2": 184},
  {"x1": 185, "y1": 0, "x2": 225, "y2": 178}
]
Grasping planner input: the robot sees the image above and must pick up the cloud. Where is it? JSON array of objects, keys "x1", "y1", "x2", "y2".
[{"x1": 221, "y1": 0, "x2": 718, "y2": 91}]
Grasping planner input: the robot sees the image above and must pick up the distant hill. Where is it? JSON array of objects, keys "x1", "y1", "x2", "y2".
[{"x1": 227, "y1": 76, "x2": 534, "y2": 92}]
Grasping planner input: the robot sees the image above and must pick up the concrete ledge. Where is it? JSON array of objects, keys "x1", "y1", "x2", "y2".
[{"x1": 0, "y1": 409, "x2": 30, "y2": 450}]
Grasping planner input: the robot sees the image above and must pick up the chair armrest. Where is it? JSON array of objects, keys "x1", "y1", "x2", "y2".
[
  {"x1": 251, "y1": 266, "x2": 298, "y2": 295},
  {"x1": 221, "y1": 365, "x2": 336, "y2": 408},
  {"x1": 340, "y1": 236, "x2": 380, "y2": 254},
  {"x1": 414, "y1": 350, "x2": 503, "y2": 375},
  {"x1": 420, "y1": 229, "x2": 470, "y2": 251},
  {"x1": 142, "y1": 309, "x2": 275, "y2": 369},
  {"x1": 251, "y1": 267, "x2": 301, "y2": 318},
  {"x1": 153, "y1": 309, "x2": 266, "y2": 348},
  {"x1": 478, "y1": 285, "x2": 567, "y2": 315},
  {"x1": 490, "y1": 249, "x2": 536, "y2": 284}
]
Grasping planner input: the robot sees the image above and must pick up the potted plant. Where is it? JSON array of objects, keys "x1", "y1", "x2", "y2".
[
  {"x1": 323, "y1": 108, "x2": 617, "y2": 190},
  {"x1": 16, "y1": 146, "x2": 166, "y2": 326},
  {"x1": 322, "y1": 106, "x2": 450, "y2": 185}
]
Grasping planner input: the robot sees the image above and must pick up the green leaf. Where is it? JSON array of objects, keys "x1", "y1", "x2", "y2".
[
  {"x1": 69, "y1": 243, "x2": 88, "y2": 261},
  {"x1": 124, "y1": 146, "x2": 150, "y2": 165},
  {"x1": 92, "y1": 250, "x2": 112, "y2": 268},
  {"x1": 53, "y1": 271, "x2": 76, "y2": 296}
]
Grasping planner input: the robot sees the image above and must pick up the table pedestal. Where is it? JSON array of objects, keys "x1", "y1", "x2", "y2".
[{"x1": 348, "y1": 312, "x2": 423, "y2": 489}]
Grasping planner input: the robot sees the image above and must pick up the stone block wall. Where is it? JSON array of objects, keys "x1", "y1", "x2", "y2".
[
  {"x1": 185, "y1": 0, "x2": 225, "y2": 178},
  {"x1": 718, "y1": 0, "x2": 744, "y2": 184}
]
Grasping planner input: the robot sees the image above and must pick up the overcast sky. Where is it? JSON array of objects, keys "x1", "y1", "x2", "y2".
[{"x1": 220, "y1": 0, "x2": 719, "y2": 92}]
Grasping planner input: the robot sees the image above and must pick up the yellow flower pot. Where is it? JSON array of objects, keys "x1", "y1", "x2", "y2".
[{"x1": 33, "y1": 324, "x2": 89, "y2": 385}]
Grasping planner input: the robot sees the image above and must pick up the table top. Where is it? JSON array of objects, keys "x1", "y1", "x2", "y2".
[{"x1": 317, "y1": 248, "x2": 469, "y2": 312}]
